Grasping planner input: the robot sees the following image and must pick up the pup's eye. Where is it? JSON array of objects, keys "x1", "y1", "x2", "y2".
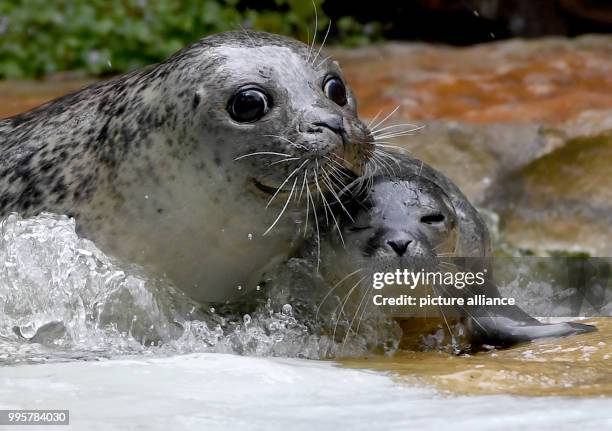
[
  {"x1": 323, "y1": 77, "x2": 347, "y2": 106},
  {"x1": 348, "y1": 226, "x2": 370, "y2": 232},
  {"x1": 420, "y1": 213, "x2": 445, "y2": 224},
  {"x1": 228, "y1": 89, "x2": 270, "y2": 123}
]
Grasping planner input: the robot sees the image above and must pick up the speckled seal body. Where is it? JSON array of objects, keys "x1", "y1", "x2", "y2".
[{"x1": 0, "y1": 31, "x2": 373, "y2": 303}]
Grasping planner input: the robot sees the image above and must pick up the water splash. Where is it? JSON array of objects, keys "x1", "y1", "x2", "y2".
[{"x1": 0, "y1": 213, "x2": 400, "y2": 364}]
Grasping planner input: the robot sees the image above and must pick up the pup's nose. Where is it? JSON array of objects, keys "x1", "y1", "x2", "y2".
[
  {"x1": 387, "y1": 239, "x2": 412, "y2": 257},
  {"x1": 311, "y1": 116, "x2": 344, "y2": 135}
]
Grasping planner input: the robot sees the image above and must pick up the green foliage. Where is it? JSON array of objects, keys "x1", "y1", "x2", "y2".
[{"x1": 0, "y1": 0, "x2": 365, "y2": 78}]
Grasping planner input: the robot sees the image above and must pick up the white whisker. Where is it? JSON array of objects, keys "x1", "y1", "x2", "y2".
[
  {"x1": 265, "y1": 159, "x2": 308, "y2": 208},
  {"x1": 312, "y1": 20, "x2": 331, "y2": 66},
  {"x1": 370, "y1": 105, "x2": 400, "y2": 131},
  {"x1": 371, "y1": 122, "x2": 421, "y2": 134},
  {"x1": 332, "y1": 274, "x2": 368, "y2": 353},
  {"x1": 316, "y1": 268, "x2": 362, "y2": 322},
  {"x1": 305, "y1": 177, "x2": 321, "y2": 271},
  {"x1": 307, "y1": 0, "x2": 319, "y2": 63},
  {"x1": 234, "y1": 151, "x2": 292, "y2": 161},
  {"x1": 367, "y1": 109, "x2": 383, "y2": 129},
  {"x1": 263, "y1": 177, "x2": 298, "y2": 236}
]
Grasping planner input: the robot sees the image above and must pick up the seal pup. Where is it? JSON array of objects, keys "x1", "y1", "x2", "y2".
[
  {"x1": 0, "y1": 31, "x2": 373, "y2": 303},
  {"x1": 318, "y1": 161, "x2": 596, "y2": 349}
]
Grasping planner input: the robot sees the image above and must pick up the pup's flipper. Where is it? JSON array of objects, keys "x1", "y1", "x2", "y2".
[{"x1": 466, "y1": 305, "x2": 596, "y2": 348}]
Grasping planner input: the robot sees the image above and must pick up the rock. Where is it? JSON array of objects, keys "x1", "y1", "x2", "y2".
[
  {"x1": 333, "y1": 35, "x2": 612, "y2": 124},
  {"x1": 332, "y1": 35, "x2": 612, "y2": 255},
  {"x1": 486, "y1": 133, "x2": 612, "y2": 256}
]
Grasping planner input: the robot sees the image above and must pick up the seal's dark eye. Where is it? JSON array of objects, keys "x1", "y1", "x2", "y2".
[
  {"x1": 421, "y1": 213, "x2": 445, "y2": 224},
  {"x1": 323, "y1": 77, "x2": 347, "y2": 106},
  {"x1": 228, "y1": 89, "x2": 270, "y2": 123},
  {"x1": 348, "y1": 226, "x2": 370, "y2": 232}
]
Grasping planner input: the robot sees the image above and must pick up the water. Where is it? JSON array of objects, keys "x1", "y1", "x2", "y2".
[
  {"x1": 0, "y1": 212, "x2": 400, "y2": 364},
  {"x1": 1, "y1": 353, "x2": 610, "y2": 431},
  {"x1": 1, "y1": 212, "x2": 610, "y2": 430}
]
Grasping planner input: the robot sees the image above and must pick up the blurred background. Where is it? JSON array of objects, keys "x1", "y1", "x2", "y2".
[
  {"x1": 1, "y1": 0, "x2": 611, "y2": 258},
  {"x1": 1, "y1": 0, "x2": 612, "y2": 78}
]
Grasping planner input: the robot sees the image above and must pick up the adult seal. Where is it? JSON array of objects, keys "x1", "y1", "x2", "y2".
[
  {"x1": 0, "y1": 31, "x2": 373, "y2": 303},
  {"x1": 317, "y1": 153, "x2": 596, "y2": 349}
]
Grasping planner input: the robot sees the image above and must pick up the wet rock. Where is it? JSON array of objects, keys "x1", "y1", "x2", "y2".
[
  {"x1": 487, "y1": 133, "x2": 612, "y2": 256},
  {"x1": 332, "y1": 36, "x2": 612, "y2": 255},
  {"x1": 333, "y1": 35, "x2": 612, "y2": 124}
]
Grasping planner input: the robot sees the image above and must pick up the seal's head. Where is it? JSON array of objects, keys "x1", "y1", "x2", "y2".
[
  {"x1": 337, "y1": 176, "x2": 459, "y2": 271},
  {"x1": 167, "y1": 31, "x2": 373, "y2": 204},
  {"x1": 85, "y1": 31, "x2": 374, "y2": 301}
]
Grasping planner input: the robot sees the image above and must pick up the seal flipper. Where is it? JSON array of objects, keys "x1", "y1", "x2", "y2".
[{"x1": 466, "y1": 304, "x2": 597, "y2": 348}]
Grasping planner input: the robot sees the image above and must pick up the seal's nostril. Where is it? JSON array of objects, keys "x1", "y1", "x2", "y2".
[
  {"x1": 387, "y1": 239, "x2": 412, "y2": 257},
  {"x1": 312, "y1": 116, "x2": 344, "y2": 135}
]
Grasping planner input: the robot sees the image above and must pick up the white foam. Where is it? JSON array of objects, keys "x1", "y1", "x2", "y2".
[{"x1": 0, "y1": 353, "x2": 610, "y2": 431}]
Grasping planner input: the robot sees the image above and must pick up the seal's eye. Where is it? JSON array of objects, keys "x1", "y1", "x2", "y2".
[
  {"x1": 323, "y1": 77, "x2": 347, "y2": 106},
  {"x1": 228, "y1": 89, "x2": 270, "y2": 123},
  {"x1": 421, "y1": 213, "x2": 445, "y2": 224}
]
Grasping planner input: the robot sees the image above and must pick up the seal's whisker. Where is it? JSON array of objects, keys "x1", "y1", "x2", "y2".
[
  {"x1": 317, "y1": 161, "x2": 351, "y2": 230},
  {"x1": 438, "y1": 261, "x2": 461, "y2": 270},
  {"x1": 371, "y1": 122, "x2": 422, "y2": 135},
  {"x1": 265, "y1": 159, "x2": 308, "y2": 208},
  {"x1": 263, "y1": 176, "x2": 298, "y2": 236},
  {"x1": 324, "y1": 162, "x2": 349, "y2": 185},
  {"x1": 263, "y1": 134, "x2": 307, "y2": 150},
  {"x1": 316, "y1": 55, "x2": 332, "y2": 70},
  {"x1": 369, "y1": 105, "x2": 400, "y2": 132},
  {"x1": 373, "y1": 133, "x2": 420, "y2": 141},
  {"x1": 313, "y1": 162, "x2": 329, "y2": 225},
  {"x1": 373, "y1": 147, "x2": 402, "y2": 165},
  {"x1": 332, "y1": 274, "x2": 369, "y2": 353},
  {"x1": 372, "y1": 127, "x2": 426, "y2": 140},
  {"x1": 341, "y1": 278, "x2": 372, "y2": 355},
  {"x1": 298, "y1": 167, "x2": 309, "y2": 203},
  {"x1": 371, "y1": 152, "x2": 395, "y2": 177},
  {"x1": 321, "y1": 170, "x2": 354, "y2": 223},
  {"x1": 301, "y1": 170, "x2": 310, "y2": 236},
  {"x1": 316, "y1": 268, "x2": 363, "y2": 323},
  {"x1": 355, "y1": 284, "x2": 374, "y2": 335},
  {"x1": 305, "y1": 175, "x2": 322, "y2": 271},
  {"x1": 366, "y1": 109, "x2": 383, "y2": 129},
  {"x1": 345, "y1": 163, "x2": 374, "y2": 201},
  {"x1": 430, "y1": 283, "x2": 458, "y2": 351},
  {"x1": 371, "y1": 143, "x2": 409, "y2": 154},
  {"x1": 314, "y1": 164, "x2": 344, "y2": 246},
  {"x1": 307, "y1": 0, "x2": 318, "y2": 63},
  {"x1": 239, "y1": 24, "x2": 256, "y2": 49},
  {"x1": 437, "y1": 281, "x2": 489, "y2": 340},
  {"x1": 312, "y1": 20, "x2": 332, "y2": 66},
  {"x1": 325, "y1": 165, "x2": 355, "y2": 197},
  {"x1": 234, "y1": 151, "x2": 292, "y2": 161},
  {"x1": 323, "y1": 154, "x2": 354, "y2": 179},
  {"x1": 268, "y1": 157, "x2": 300, "y2": 166}
]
